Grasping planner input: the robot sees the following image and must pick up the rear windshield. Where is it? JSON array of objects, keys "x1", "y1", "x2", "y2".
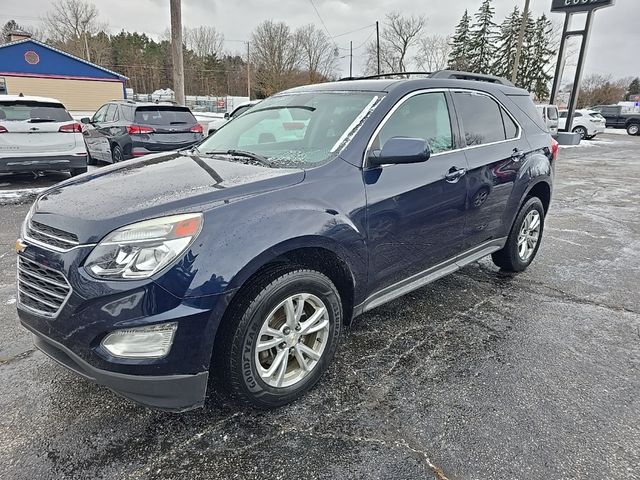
[
  {"x1": 0, "y1": 101, "x2": 72, "y2": 122},
  {"x1": 134, "y1": 106, "x2": 196, "y2": 126},
  {"x1": 547, "y1": 107, "x2": 558, "y2": 120},
  {"x1": 508, "y1": 95, "x2": 549, "y2": 132}
]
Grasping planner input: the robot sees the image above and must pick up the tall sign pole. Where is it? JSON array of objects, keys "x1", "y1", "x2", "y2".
[
  {"x1": 170, "y1": 0, "x2": 185, "y2": 106},
  {"x1": 549, "y1": 0, "x2": 615, "y2": 133}
]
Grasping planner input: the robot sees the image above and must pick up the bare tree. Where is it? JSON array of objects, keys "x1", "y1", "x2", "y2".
[
  {"x1": 184, "y1": 26, "x2": 224, "y2": 58},
  {"x1": 295, "y1": 24, "x2": 337, "y2": 83},
  {"x1": 364, "y1": 12, "x2": 426, "y2": 74},
  {"x1": 250, "y1": 20, "x2": 301, "y2": 96},
  {"x1": 43, "y1": 0, "x2": 108, "y2": 60},
  {"x1": 577, "y1": 74, "x2": 631, "y2": 108},
  {"x1": 414, "y1": 34, "x2": 451, "y2": 72}
]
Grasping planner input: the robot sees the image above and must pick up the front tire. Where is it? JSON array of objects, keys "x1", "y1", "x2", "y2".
[
  {"x1": 492, "y1": 197, "x2": 545, "y2": 272},
  {"x1": 573, "y1": 126, "x2": 588, "y2": 139},
  {"x1": 217, "y1": 269, "x2": 342, "y2": 409},
  {"x1": 111, "y1": 144, "x2": 124, "y2": 163}
]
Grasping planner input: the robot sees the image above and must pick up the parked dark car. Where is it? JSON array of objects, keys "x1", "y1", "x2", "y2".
[
  {"x1": 591, "y1": 104, "x2": 640, "y2": 135},
  {"x1": 17, "y1": 71, "x2": 556, "y2": 412},
  {"x1": 81, "y1": 101, "x2": 204, "y2": 163}
]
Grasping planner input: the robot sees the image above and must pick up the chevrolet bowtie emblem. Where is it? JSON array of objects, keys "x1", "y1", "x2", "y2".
[{"x1": 15, "y1": 239, "x2": 27, "y2": 253}]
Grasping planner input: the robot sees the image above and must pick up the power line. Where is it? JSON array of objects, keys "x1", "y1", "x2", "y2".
[
  {"x1": 308, "y1": 0, "x2": 334, "y2": 42},
  {"x1": 332, "y1": 24, "x2": 375, "y2": 39}
]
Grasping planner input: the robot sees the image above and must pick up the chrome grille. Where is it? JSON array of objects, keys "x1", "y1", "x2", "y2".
[
  {"x1": 26, "y1": 220, "x2": 79, "y2": 251},
  {"x1": 17, "y1": 256, "x2": 71, "y2": 317}
]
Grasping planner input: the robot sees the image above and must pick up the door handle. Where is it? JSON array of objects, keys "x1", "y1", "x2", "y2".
[
  {"x1": 445, "y1": 166, "x2": 467, "y2": 183},
  {"x1": 511, "y1": 148, "x2": 525, "y2": 162}
]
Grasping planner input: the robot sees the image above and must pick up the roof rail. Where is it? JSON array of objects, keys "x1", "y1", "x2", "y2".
[
  {"x1": 338, "y1": 70, "x2": 514, "y2": 86},
  {"x1": 339, "y1": 71, "x2": 432, "y2": 81},
  {"x1": 429, "y1": 70, "x2": 514, "y2": 86}
]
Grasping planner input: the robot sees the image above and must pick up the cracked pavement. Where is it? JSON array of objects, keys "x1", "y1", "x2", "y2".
[{"x1": 0, "y1": 134, "x2": 639, "y2": 479}]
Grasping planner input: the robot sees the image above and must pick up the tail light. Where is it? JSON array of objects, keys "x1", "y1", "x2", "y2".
[
  {"x1": 551, "y1": 138, "x2": 559, "y2": 162},
  {"x1": 190, "y1": 123, "x2": 203, "y2": 133},
  {"x1": 127, "y1": 125, "x2": 155, "y2": 135},
  {"x1": 59, "y1": 122, "x2": 83, "y2": 133},
  {"x1": 0, "y1": 126, "x2": 7, "y2": 133}
]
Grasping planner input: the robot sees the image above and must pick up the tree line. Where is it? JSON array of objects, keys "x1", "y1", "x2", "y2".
[{"x1": 1, "y1": 0, "x2": 636, "y2": 105}]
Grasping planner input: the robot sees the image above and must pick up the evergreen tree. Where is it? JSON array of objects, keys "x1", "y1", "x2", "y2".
[
  {"x1": 447, "y1": 10, "x2": 471, "y2": 71},
  {"x1": 627, "y1": 77, "x2": 640, "y2": 99},
  {"x1": 2, "y1": 20, "x2": 22, "y2": 43},
  {"x1": 492, "y1": 6, "x2": 521, "y2": 78},
  {"x1": 515, "y1": 13, "x2": 537, "y2": 90},
  {"x1": 522, "y1": 14, "x2": 555, "y2": 99},
  {"x1": 467, "y1": 0, "x2": 497, "y2": 73}
]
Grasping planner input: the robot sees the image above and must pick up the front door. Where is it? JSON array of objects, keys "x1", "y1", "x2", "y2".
[{"x1": 364, "y1": 91, "x2": 468, "y2": 295}]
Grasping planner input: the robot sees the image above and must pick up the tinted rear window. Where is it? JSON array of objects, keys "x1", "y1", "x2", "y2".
[
  {"x1": 547, "y1": 107, "x2": 558, "y2": 120},
  {"x1": 507, "y1": 95, "x2": 548, "y2": 132},
  {"x1": 0, "y1": 101, "x2": 71, "y2": 122},
  {"x1": 134, "y1": 106, "x2": 196, "y2": 125}
]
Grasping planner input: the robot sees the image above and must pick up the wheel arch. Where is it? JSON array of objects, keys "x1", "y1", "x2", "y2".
[{"x1": 524, "y1": 180, "x2": 551, "y2": 214}]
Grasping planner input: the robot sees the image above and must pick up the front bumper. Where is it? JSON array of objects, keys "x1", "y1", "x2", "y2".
[
  {"x1": 24, "y1": 322, "x2": 208, "y2": 411},
  {"x1": 0, "y1": 154, "x2": 87, "y2": 173}
]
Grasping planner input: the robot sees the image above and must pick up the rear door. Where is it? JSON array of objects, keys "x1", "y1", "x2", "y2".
[
  {"x1": 0, "y1": 100, "x2": 78, "y2": 155},
  {"x1": 133, "y1": 106, "x2": 201, "y2": 151},
  {"x1": 451, "y1": 90, "x2": 529, "y2": 250},
  {"x1": 364, "y1": 90, "x2": 468, "y2": 294}
]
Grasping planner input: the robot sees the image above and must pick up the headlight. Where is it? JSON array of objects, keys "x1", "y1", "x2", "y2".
[
  {"x1": 101, "y1": 322, "x2": 177, "y2": 358},
  {"x1": 85, "y1": 213, "x2": 202, "y2": 280}
]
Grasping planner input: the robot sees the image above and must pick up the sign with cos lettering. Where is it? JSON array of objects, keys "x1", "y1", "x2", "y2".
[{"x1": 551, "y1": 0, "x2": 614, "y2": 12}]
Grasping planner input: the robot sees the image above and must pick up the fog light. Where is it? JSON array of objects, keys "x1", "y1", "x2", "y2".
[{"x1": 101, "y1": 323, "x2": 177, "y2": 359}]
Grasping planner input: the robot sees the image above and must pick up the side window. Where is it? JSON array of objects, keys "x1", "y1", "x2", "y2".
[
  {"x1": 453, "y1": 92, "x2": 513, "y2": 146},
  {"x1": 501, "y1": 109, "x2": 518, "y2": 139},
  {"x1": 574, "y1": 112, "x2": 583, "y2": 118},
  {"x1": 122, "y1": 105, "x2": 135, "y2": 122},
  {"x1": 559, "y1": 111, "x2": 568, "y2": 118},
  {"x1": 104, "y1": 104, "x2": 117, "y2": 122},
  {"x1": 92, "y1": 105, "x2": 108, "y2": 123},
  {"x1": 376, "y1": 92, "x2": 453, "y2": 154}
]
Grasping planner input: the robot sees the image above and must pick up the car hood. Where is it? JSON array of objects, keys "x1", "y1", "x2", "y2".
[{"x1": 30, "y1": 151, "x2": 304, "y2": 243}]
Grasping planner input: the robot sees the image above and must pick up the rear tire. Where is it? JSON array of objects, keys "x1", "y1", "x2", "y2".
[
  {"x1": 70, "y1": 167, "x2": 87, "y2": 177},
  {"x1": 111, "y1": 144, "x2": 124, "y2": 163},
  {"x1": 87, "y1": 154, "x2": 97, "y2": 166},
  {"x1": 216, "y1": 269, "x2": 342, "y2": 409},
  {"x1": 626, "y1": 123, "x2": 640, "y2": 136},
  {"x1": 492, "y1": 197, "x2": 545, "y2": 272}
]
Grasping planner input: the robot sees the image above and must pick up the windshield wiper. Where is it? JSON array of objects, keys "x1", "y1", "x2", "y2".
[
  {"x1": 203, "y1": 149, "x2": 273, "y2": 168},
  {"x1": 250, "y1": 105, "x2": 316, "y2": 114}
]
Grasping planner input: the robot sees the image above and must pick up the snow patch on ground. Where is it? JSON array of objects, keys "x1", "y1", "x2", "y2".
[{"x1": 0, "y1": 187, "x2": 46, "y2": 204}]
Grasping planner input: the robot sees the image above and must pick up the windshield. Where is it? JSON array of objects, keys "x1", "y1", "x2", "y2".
[
  {"x1": 198, "y1": 91, "x2": 380, "y2": 168},
  {"x1": 0, "y1": 101, "x2": 72, "y2": 122}
]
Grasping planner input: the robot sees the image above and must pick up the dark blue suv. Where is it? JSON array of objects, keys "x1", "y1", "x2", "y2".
[{"x1": 16, "y1": 71, "x2": 557, "y2": 411}]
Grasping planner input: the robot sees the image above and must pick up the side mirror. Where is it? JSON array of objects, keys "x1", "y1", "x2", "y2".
[
  {"x1": 224, "y1": 112, "x2": 230, "y2": 120},
  {"x1": 80, "y1": 117, "x2": 91, "y2": 124},
  {"x1": 369, "y1": 137, "x2": 431, "y2": 167}
]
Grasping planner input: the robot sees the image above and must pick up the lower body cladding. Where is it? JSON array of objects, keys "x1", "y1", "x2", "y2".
[
  {"x1": 0, "y1": 154, "x2": 87, "y2": 173},
  {"x1": 131, "y1": 139, "x2": 202, "y2": 158},
  {"x1": 17, "y1": 261, "x2": 229, "y2": 412}
]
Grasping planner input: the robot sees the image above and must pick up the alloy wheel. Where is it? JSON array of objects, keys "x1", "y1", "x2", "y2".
[
  {"x1": 254, "y1": 293, "x2": 330, "y2": 388},
  {"x1": 517, "y1": 210, "x2": 541, "y2": 262}
]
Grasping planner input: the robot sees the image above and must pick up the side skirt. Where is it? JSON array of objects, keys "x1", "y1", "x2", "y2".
[{"x1": 354, "y1": 237, "x2": 506, "y2": 316}]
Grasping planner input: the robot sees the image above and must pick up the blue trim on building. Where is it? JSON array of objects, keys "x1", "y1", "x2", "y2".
[{"x1": 0, "y1": 39, "x2": 127, "y2": 81}]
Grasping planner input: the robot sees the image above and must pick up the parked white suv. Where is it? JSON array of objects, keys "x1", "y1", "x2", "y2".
[
  {"x1": 558, "y1": 109, "x2": 606, "y2": 140},
  {"x1": 0, "y1": 95, "x2": 88, "y2": 176},
  {"x1": 207, "y1": 100, "x2": 261, "y2": 135}
]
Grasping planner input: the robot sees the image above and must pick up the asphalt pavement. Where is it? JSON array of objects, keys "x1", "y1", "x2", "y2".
[{"x1": 0, "y1": 134, "x2": 639, "y2": 480}]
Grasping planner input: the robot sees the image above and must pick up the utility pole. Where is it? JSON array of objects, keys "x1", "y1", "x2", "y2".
[
  {"x1": 170, "y1": 0, "x2": 185, "y2": 105},
  {"x1": 511, "y1": 0, "x2": 530, "y2": 84},
  {"x1": 376, "y1": 21, "x2": 380, "y2": 74},
  {"x1": 83, "y1": 31, "x2": 91, "y2": 62},
  {"x1": 246, "y1": 42, "x2": 251, "y2": 99},
  {"x1": 349, "y1": 41, "x2": 353, "y2": 78}
]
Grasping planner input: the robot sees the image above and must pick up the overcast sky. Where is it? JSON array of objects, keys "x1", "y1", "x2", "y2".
[{"x1": 2, "y1": 0, "x2": 638, "y2": 82}]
